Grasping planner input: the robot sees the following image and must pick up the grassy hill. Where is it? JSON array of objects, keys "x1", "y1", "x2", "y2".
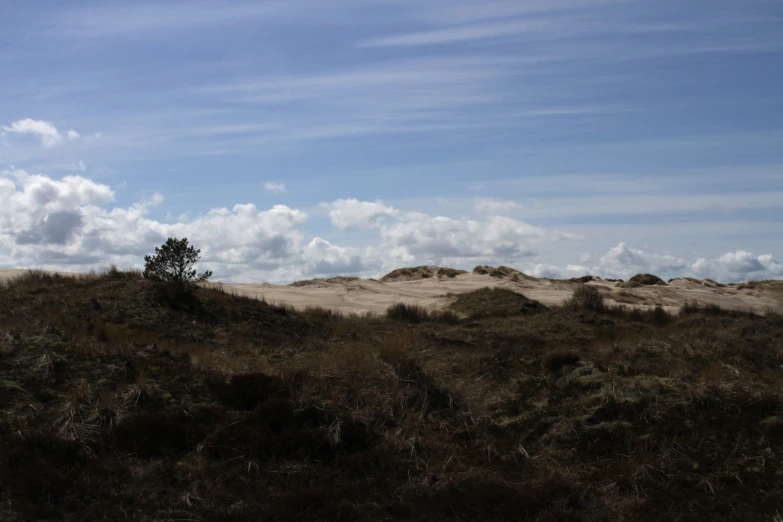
[{"x1": 0, "y1": 270, "x2": 781, "y2": 521}]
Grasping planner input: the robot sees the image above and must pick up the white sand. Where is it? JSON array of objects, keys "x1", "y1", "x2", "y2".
[
  {"x1": 212, "y1": 274, "x2": 577, "y2": 315},
  {"x1": 2, "y1": 268, "x2": 781, "y2": 315}
]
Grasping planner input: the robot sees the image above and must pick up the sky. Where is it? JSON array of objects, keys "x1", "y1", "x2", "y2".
[{"x1": 1, "y1": 0, "x2": 782, "y2": 283}]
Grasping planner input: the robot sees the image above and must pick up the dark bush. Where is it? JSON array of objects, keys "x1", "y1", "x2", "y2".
[
  {"x1": 387, "y1": 302, "x2": 431, "y2": 323},
  {"x1": 543, "y1": 352, "x2": 581, "y2": 373},
  {"x1": 432, "y1": 309, "x2": 461, "y2": 324},
  {"x1": 649, "y1": 304, "x2": 671, "y2": 326},
  {"x1": 569, "y1": 275, "x2": 599, "y2": 283},
  {"x1": 680, "y1": 301, "x2": 702, "y2": 315},
  {"x1": 568, "y1": 285, "x2": 605, "y2": 312},
  {"x1": 213, "y1": 373, "x2": 289, "y2": 411},
  {"x1": 704, "y1": 303, "x2": 724, "y2": 316}
]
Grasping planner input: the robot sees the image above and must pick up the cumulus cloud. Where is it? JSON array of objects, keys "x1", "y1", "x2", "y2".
[
  {"x1": 0, "y1": 169, "x2": 327, "y2": 282},
  {"x1": 303, "y1": 238, "x2": 368, "y2": 276},
  {"x1": 322, "y1": 198, "x2": 398, "y2": 229},
  {"x1": 523, "y1": 243, "x2": 783, "y2": 282},
  {"x1": 4, "y1": 172, "x2": 779, "y2": 284},
  {"x1": 474, "y1": 197, "x2": 521, "y2": 214},
  {"x1": 2, "y1": 119, "x2": 81, "y2": 147},
  {"x1": 594, "y1": 242, "x2": 688, "y2": 279},
  {"x1": 689, "y1": 251, "x2": 783, "y2": 282},
  {"x1": 263, "y1": 181, "x2": 287, "y2": 194},
  {"x1": 527, "y1": 263, "x2": 590, "y2": 279},
  {"x1": 378, "y1": 212, "x2": 573, "y2": 268},
  {"x1": 0, "y1": 180, "x2": 583, "y2": 282}
]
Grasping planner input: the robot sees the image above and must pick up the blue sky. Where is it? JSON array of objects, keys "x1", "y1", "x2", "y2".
[{"x1": 1, "y1": 0, "x2": 782, "y2": 282}]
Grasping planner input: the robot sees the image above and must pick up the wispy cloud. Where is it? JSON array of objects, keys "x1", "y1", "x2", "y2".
[
  {"x1": 474, "y1": 197, "x2": 521, "y2": 214},
  {"x1": 263, "y1": 181, "x2": 288, "y2": 194},
  {"x1": 359, "y1": 19, "x2": 557, "y2": 48},
  {"x1": 49, "y1": 1, "x2": 295, "y2": 39},
  {"x1": 392, "y1": 0, "x2": 625, "y2": 25}
]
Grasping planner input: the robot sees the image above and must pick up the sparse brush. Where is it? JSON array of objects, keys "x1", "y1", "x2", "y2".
[
  {"x1": 703, "y1": 303, "x2": 724, "y2": 316},
  {"x1": 680, "y1": 300, "x2": 702, "y2": 315},
  {"x1": 303, "y1": 306, "x2": 344, "y2": 321},
  {"x1": 1, "y1": 264, "x2": 782, "y2": 521},
  {"x1": 649, "y1": 304, "x2": 671, "y2": 326},
  {"x1": 567, "y1": 284, "x2": 605, "y2": 312},
  {"x1": 386, "y1": 302, "x2": 431, "y2": 323},
  {"x1": 378, "y1": 332, "x2": 415, "y2": 364},
  {"x1": 431, "y1": 309, "x2": 461, "y2": 324}
]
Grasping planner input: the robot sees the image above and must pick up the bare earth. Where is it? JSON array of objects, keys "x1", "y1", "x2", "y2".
[{"x1": 4, "y1": 267, "x2": 780, "y2": 315}]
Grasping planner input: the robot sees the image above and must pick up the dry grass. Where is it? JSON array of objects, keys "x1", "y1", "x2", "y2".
[{"x1": 0, "y1": 270, "x2": 781, "y2": 520}]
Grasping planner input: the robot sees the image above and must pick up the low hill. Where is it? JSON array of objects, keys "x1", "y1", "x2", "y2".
[
  {"x1": 289, "y1": 276, "x2": 361, "y2": 287},
  {"x1": 380, "y1": 266, "x2": 467, "y2": 282},
  {"x1": 472, "y1": 265, "x2": 536, "y2": 280},
  {"x1": 448, "y1": 287, "x2": 547, "y2": 318},
  {"x1": 0, "y1": 270, "x2": 782, "y2": 520},
  {"x1": 622, "y1": 273, "x2": 667, "y2": 287}
]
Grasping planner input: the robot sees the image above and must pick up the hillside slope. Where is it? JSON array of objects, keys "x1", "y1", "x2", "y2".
[{"x1": 0, "y1": 271, "x2": 781, "y2": 520}]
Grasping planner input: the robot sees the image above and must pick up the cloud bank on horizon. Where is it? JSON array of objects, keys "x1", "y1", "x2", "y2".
[
  {"x1": 1, "y1": 168, "x2": 781, "y2": 283},
  {"x1": 1, "y1": 0, "x2": 781, "y2": 283}
]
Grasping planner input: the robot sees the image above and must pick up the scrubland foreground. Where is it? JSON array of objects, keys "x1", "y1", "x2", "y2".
[{"x1": 1, "y1": 270, "x2": 782, "y2": 521}]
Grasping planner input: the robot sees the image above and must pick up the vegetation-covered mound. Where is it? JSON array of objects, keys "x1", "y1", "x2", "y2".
[
  {"x1": 472, "y1": 265, "x2": 533, "y2": 280},
  {"x1": 623, "y1": 273, "x2": 667, "y2": 287},
  {"x1": 289, "y1": 276, "x2": 361, "y2": 287},
  {"x1": 380, "y1": 266, "x2": 467, "y2": 282},
  {"x1": 1, "y1": 269, "x2": 782, "y2": 521},
  {"x1": 568, "y1": 275, "x2": 601, "y2": 283},
  {"x1": 668, "y1": 277, "x2": 726, "y2": 288},
  {"x1": 448, "y1": 287, "x2": 547, "y2": 318}
]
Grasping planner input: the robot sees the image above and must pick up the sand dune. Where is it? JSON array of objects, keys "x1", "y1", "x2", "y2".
[
  {"x1": 2, "y1": 268, "x2": 781, "y2": 315},
  {"x1": 218, "y1": 274, "x2": 782, "y2": 315}
]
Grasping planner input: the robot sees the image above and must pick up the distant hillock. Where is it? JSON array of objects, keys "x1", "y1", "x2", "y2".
[
  {"x1": 472, "y1": 265, "x2": 535, "y2": 281},
  {"x1": 380, "y1": 266, "x2": 467, "y2": 282},
  {"x1": 622, "y1": 273, "x2": 667, "y2": 288},
  {"x1": 448, "y1": 287, "x2": 546, "y2": 318}
]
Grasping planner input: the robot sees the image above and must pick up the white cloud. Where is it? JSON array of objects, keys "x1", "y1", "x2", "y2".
[
  {"x1": 0, "y1": 170, "x2": 322, "y2": 282},
  {"x1": 523, "y1": 243, "x2": 783, "y2": 283},
  {"x1": 2, "y1": 119, "x2": 81, "y2": 148},
  {"x1": 474, "y1": 197, "x2": 521, "y2": 214},
  {"x1": 321, "y1": 198, "x2": 399, "y2": 229},
  {"x1": 689, "y1": 251, "x2": 783, "y2": 282},
  {"x1": 263, "y1": 181, "x2": 288, "y2": 194},
  {"x1": 303, "y1": 237, "x2": 368, "y2": 275},
  {"x1": 527, "y1": 263, "x2": 590, "y2": 279},
  {"x1": 2, "y1": 171, "x2": 780, "y2": 284},
  {"x1": 0, "y1": 169, "x2": 114, "y2": 248},
  {"x1": 378, "y1": 212, "x2": 571, "y2": 268},
  {"x1": 594, "y1": 242, "x2": 688, "y2": 279}
]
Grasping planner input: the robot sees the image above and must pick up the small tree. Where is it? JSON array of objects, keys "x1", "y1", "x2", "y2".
[{"x1": 143, "y1": 237, "x2": 212, "y2": 283}]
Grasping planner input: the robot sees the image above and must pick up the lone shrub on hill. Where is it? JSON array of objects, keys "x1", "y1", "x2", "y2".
[
  {"x1": 568, "y1": 285, "x2": 605, "y2": 312},
  {"x1": 143, "y1": 238, "x2": 212, "y2": 284}
]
